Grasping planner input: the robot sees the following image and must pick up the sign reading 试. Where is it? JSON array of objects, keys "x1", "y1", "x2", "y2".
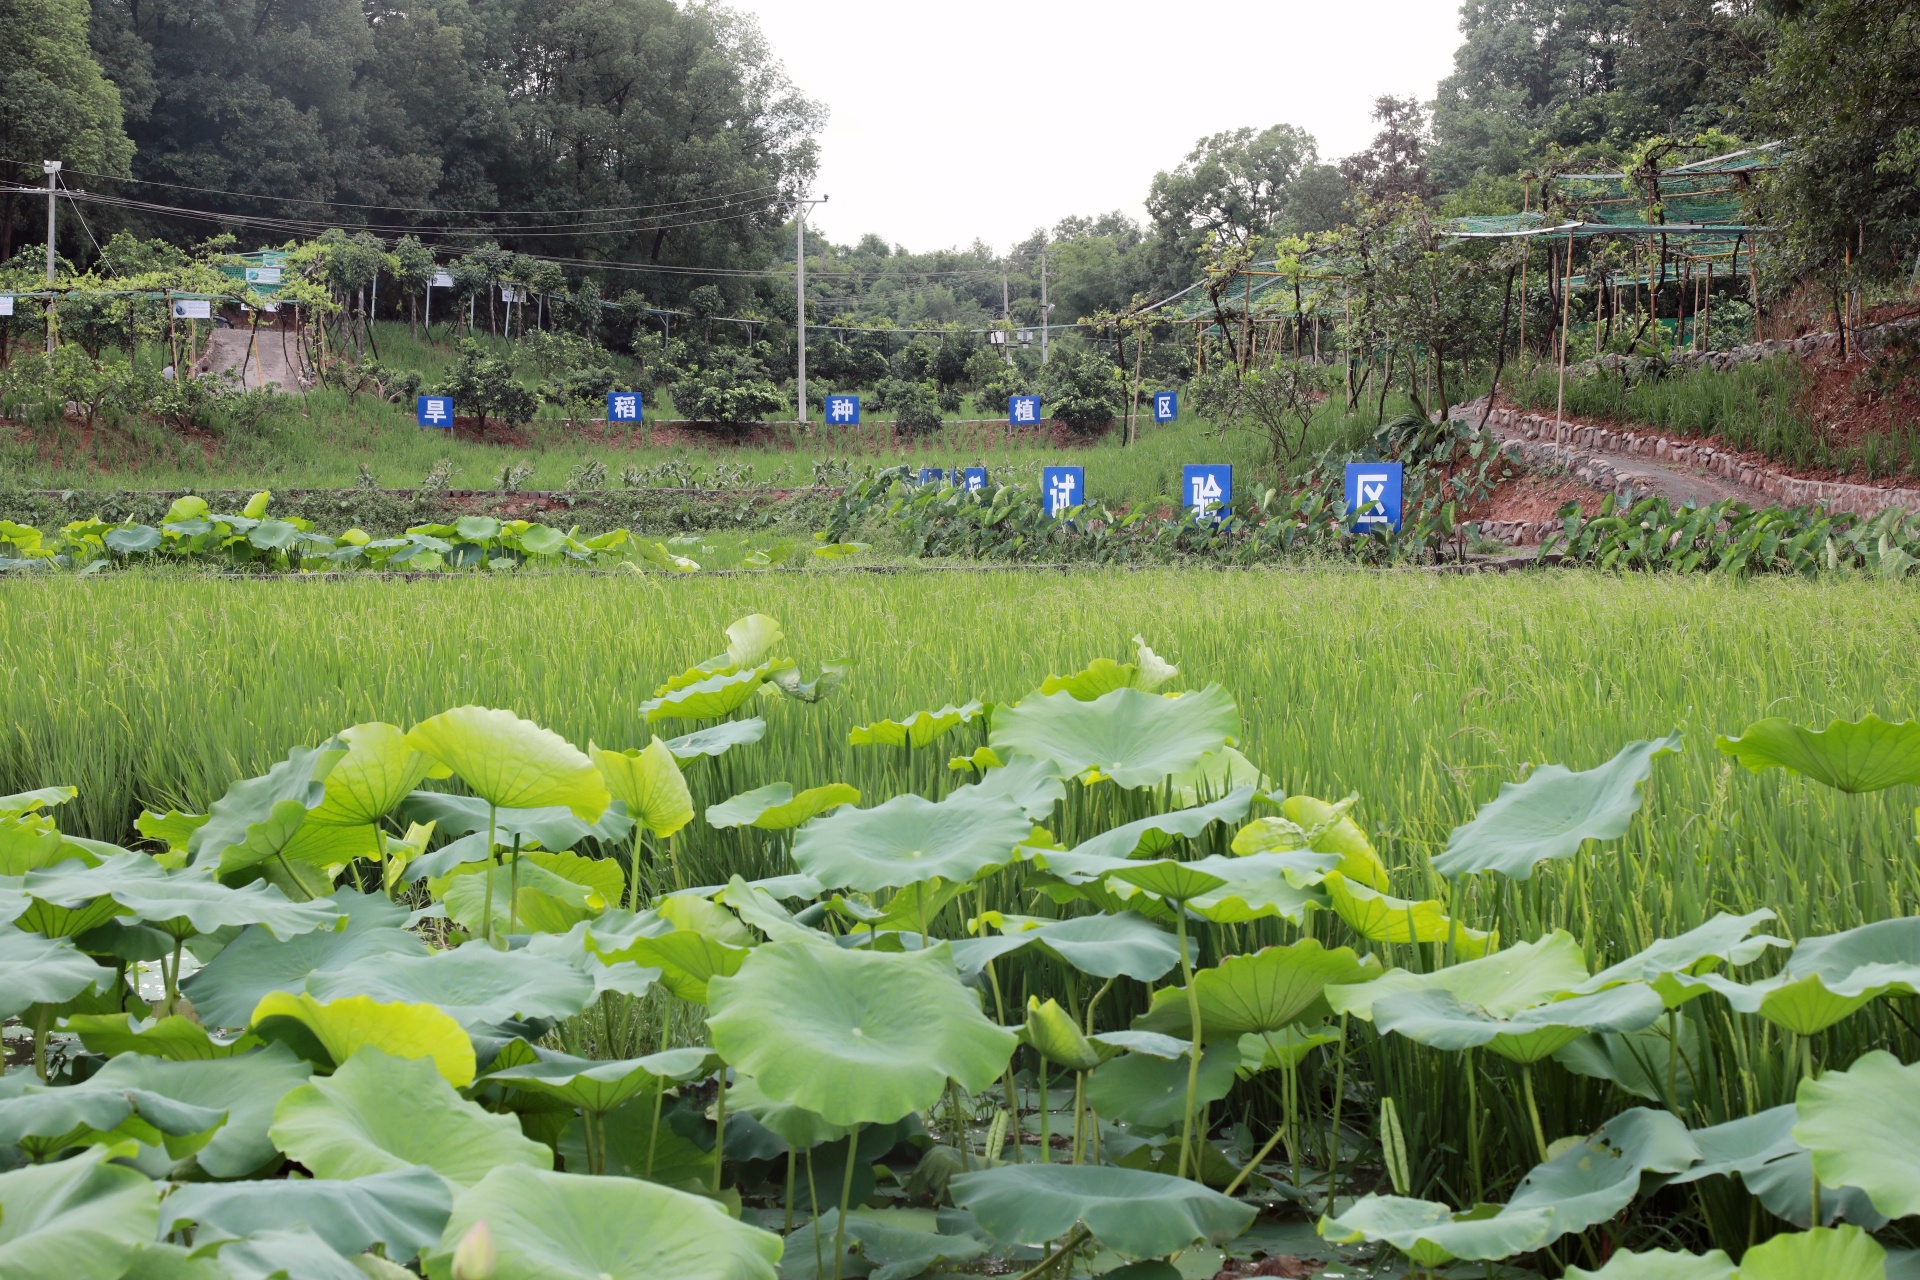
[
  {"x1": 1008, "y1": 395, "x2": 1041, "y2": 427},
  {"x1": 825, "y1": 395, "x2": 861, "y2": 425},
  {"x1": 1345, "y1": 462, "x2": 1405, "y2": 532},
  {"x1": 416, "y1": 395, "x2": 454, "y2": 429},
  {"x1": 1183, "y1": 464, "x2": 1231, "y2": 518},
  {"x1": 1041, "y1": 466, "x2": 1084, "y2": 517},
  {"x1": 607, "y1": 392, "x2": 643, "y2": 422},
  {"x1": 1153, "y1": 392, "x2": 1179, "y2": 424}
]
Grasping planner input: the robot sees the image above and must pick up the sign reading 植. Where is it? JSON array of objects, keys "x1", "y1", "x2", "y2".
[{"x1": 1009, "y1": 395, "x2": 1042, "y2": 427}]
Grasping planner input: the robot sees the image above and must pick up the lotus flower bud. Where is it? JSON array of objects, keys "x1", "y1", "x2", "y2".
[{"x1": 451, "y1": 1220, "x2": 496, "y2": 1280}]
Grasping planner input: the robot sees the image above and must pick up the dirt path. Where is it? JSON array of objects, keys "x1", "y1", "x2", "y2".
[{"x1": 195, "y1": 326, "x2": 308, "y2": 393}]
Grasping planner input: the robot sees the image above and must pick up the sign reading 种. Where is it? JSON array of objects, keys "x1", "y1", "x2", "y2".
[{"x1": 825, "y1": 395, "x2": 861, "y2": 425}]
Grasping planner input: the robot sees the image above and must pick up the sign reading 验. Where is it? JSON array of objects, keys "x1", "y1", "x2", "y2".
[
  {"x1": 1008, "y1": 395, "x2": 1042, "y2": 427},
  {"x1": 607, "y1": 392, "x2": 643, "y2": 422},
  {"x1": 962, "y1": 467, "x2": 989, "y2": 492},
  {"x1": 825, "y1": 395, "x2": 860, "y2": 425},
  {"x1": 1042, "y1": 466, "x2": 1084, "y2": 517},
  {"x1": 172, "y1": 299, "x2": 212, "y2": 320},
  {"x1": 1183, "y1": 464, "x2": 1231, "y2": 518},
  {"x1": 1153, "y1": 391, "x2": 1179, "y2": 423},
  {"x1": 1345, "y1": 462, "x2": 1404, "y2": 532},
  {"x1": 417, "y1": 395, "x2": 454, "y2": 429}
]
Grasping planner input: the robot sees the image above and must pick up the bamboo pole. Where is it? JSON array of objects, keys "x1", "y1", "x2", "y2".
[{"x1": 1556, "y1": 227, "x2": 1574, "y2": 433}]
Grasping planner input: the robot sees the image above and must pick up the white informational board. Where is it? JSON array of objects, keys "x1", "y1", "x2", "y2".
[
  {"x1": 500, "y1": 286, "x2": 523, "y2": 303},
  {"x1": 173, "y1": 300, "x2": 212, "y2": 320},
  {"x1": 431, "y1": 271, "x2": 454, "y2": 289},
  {"x1": 244, "y1": 266, "x2": 282, "y2": 285},
  {"x1": 0, "y1": 296, "x2": 12, "y2": 317}
]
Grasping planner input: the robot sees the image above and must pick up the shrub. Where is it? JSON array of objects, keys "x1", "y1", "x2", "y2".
[
  {"x1": 878, "y1": 378, "x2": 943, "y2": 434},
  {"x1": 1038, "y1": 349, "x2": 1125, "y2": 435},
  {"x1": 669, "y1": 349, "x2": 787, "y2": 424}
]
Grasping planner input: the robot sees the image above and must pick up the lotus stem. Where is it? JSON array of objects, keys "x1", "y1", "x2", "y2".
[
  {"x1": 645, "y1": 1077, "x2": 665, "y2": 1179},
  {"x1": 32, "y1": 1004, "x2": 49, "y2": 1080},
  {"x1": 712, "y1": 1069, "x2": 728, "y2": 1194},
  {"x1": 1520, "y1": 1062, "x2": 1549, "y2": 1164},
  {"x1": 1083, "y1": 976, "x2": 1117, "y2": 1035},
  {"x1": 482, "y1": 803, "x2": 497, "y2": 947},
  {"x1": 785, "y1": 1147, "x2": 798, "y2": 1233},
  {"x1": 1011, "y1": 1225, "x2": 1089, "y2": 1280},
  {"x1": 832, "y1": 1124, "x2": 860, "y2": 1280},
  {"x1": 375, "y1": 825, "x2": 392, "y2": 899},
  {"x1": 1174, "y1": 905, "x2": 1204, "y2": 1180},
  {"x1": 274, "y1": 850, "x2": 314, "y2": 901},
  {"x1": 507, "y1": 832, "x2": 522, "y2": 937},
  {"x1": 1466, "y1": 1048, "x2": 1483, "y2": 1203},
  {"x1": 1071, "y1": 1071, "x2": 1086, "y2": 1165},
  {"x1": 807, "y1": 1148, "x2": 825, "y2": 1277},
  {"x1": 1225, "y1": 1118, "x2": 1289, "y2": 1197},
  {"x1": 1038, "y1": 1061, "x2": 1050, "y2": 1163},
  {"x1": 626, "y1": 827, "x2": 644, "y2": 911},
  {"x1": 165, "y1": 938, "x2": 184, "y2": 1010},
  {"x1": 1327, "y1": 1014, "x2": 1349, "y2": 1212}
]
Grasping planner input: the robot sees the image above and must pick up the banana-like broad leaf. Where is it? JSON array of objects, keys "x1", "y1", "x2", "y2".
[
  {"x1": 1716, "y1": 714, "x2": 1920, "y2": 793},
  {"x1": 1372, "y1": 983, "x2": 1666, "y2": 1063},
  {"x1": 183, "y1": 891, "x2": 426, "y2": 1028},
  {"x1": 1564, "y1": 1249, "x2": 1737, "y2": 1279},
  {"x1": 0, "y1": 927, "x2": 113, "y2": 1018},
  {"x1": 1318, "y1": 1195, "x2": 1556, "y2": 1267},
  {"x1": 1685, "y1": 916, "x2": 1920, "y2": 1035},
  {"x1": 1132, "y1": 939, "x2": 1382, "y2": 1042},
  {"x1": 108, "y1": 871, "x2": 343, "y2": 941},
  {"x1": 306, "y1": 723, "x2": 451, "y2": 827},
  {"x1": 0, "y1": 1149, "x2": 159, "y2": 1280},
  {"x1": 1573, "y1": 910, "x2": 1789, "y2": 1007},
  {"x1": 251, "y1": 992, "x2": 476, "y2": 1086},
  {"x1": 949, "y1": 1164, "x2": 1254, "y2": 1260},
  {"x1": 1328, "y1": 930, "x2": 1590, "y2": 1022},
  {"x1": 1084, "y1": 1044, "x2": 1237, "y2": 1131},
  {"x1": 1505, "y1": 1108, "x2": 1699, "y2": 1237},
  {"x1": 1434, "y1": 733, "x2": 1682, "y2": 880},
  {"x1": 707, "y1": 781, "x2": 859, "y2": 831},
  {"x1": 591, "y1": 739, "x2": 693, "y2": 839},
  {"x1": 1061, "y1": 787, "x2": 1256, "y2": 862},
  {"x1": 404, "y1": 707, "x2": 609, "y2": 821},
  {"x1": 482, "y1": 1044, "x2": 711, "y2": 1114},
  {"x1": 663, "y1": 719, "x2": 767, "y2": 760},
  {"x1": 271, "y1": 1048, "x2": 550, "y2": 1186},
  {"x1": 420, "y1": 1165, "x2": 781, "y2": 1280},
  {"x1": 707, "y1": 940, "x2": 1016, "y2": 1126},
  {"x1": 88, "y1": 1043, "x2": 311, "y2": 1178},
  {"x1": 1738, "y1": 1225, "x2": 1888, "y2": 1280},
  {"x1": 1794, "y1": 1050, "x2": 1920, "y2": 1220},
  {"x1": 1322, "y1": 873, "x2": 1496, "y2": 958},
  {"x1": 850, "y1": 701, "x2": 985, "y2": 749},
  {"x1": 989, "y1": 685, "x2": 1240, "y2": 789},
  {"x1": 304, "y1": 940, "x2": 594, "y2": 1035},
  {"x1": 792, "y1": 788, "x2": 1033, "y2": 892},
  {"x1": 187, "y1": 744, "x2": 348, "y2": 874},
  {"x1": 159, "y1": 1168, "x2": 452, "y2": 1262},
  {"x1": 949, "y1": 912, "x2": 1183, "y2": 983}
]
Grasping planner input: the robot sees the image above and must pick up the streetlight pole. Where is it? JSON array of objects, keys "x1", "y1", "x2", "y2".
[
  {"x1": 795, "y1": 194, "x2": 828, "y2": 423},
  {"x1": 1039, "y1": 244, "x2": 1050, "y2": 364}
]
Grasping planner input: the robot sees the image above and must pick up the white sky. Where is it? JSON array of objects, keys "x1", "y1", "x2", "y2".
[{"x1": 727, "y1": 0, "x2": 1465, "y2": 254}]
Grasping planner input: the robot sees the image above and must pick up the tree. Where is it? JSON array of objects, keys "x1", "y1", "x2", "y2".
[
  {"x1": 1038, "y1": 349, "x2": 1125, "y2": 435},
  {"x1": 391, "y1": 236, "x2": 435, "y2": 339},
  {"x1": 1341, "y1": 97, "x2": 1437, "y2": 205},
  {"x1": 0, "y1": 0, "x2": 132, "y2": 260},
  {"x1": 1147, "y1": 125, "x2": 1323, "y2": 262},
  {"x1": 1190, "y1": 357, "x2": 1331, "y2": 474}
]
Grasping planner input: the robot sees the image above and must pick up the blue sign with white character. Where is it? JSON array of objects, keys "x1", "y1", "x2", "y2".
[
  {"x1": 962, "y1": 467, "x2": 989, "y2": 492},
  {"x1": 1345, "y1": 462, "x2": 1405, "y2": 532},
  {"x1": 825, "y1": 394, "x2": 861, "y2": 425},
  {"x1": 1183, "y1": 464, "x2": 1232, "y2": 517},
  {"x1": 1042, "y1": 466, "x2": 1085, "y2": 517},
  {"x1": 918, "y1": 468, "x2": 946, "y2": 487},
  {"x1": 1153, "y1": 391, "x2": 1179, "y2": 424},
  {"x1": 416, "y1": 395, "x2": 454, "y2": 429},
  {"x1": 607, "y1": 391, "x2": 643, "y2": 422},
  {"x1": 1009, "y1": 395, "x2": 1042, "y2": 427}
]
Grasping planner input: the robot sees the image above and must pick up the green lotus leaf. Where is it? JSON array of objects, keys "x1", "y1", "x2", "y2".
[
  {"x1": 1319, "y1": 1195, "x2": 1555, "y2": 1267},
  {"x1": 716, "y1": 613, "x2": 783, "y2": 667},
  {"x1": 271, "y1": 1047, "x2": 550, "y2": 1186},
  {"x1": 403, "y1": 707, "x2": 609, "y2": 821},
  {"x1": 1133, "y1": 939, "x2": 1382, "y2": 1042},
  {"x1": 1744, "y1": 1149, "x2": 1885, "y2": 1230},
  {"x1": 159, "y1": 1168, "x2": 451, "y2": 1262},
  {"x1": 184, "y1": 891, "x2": 426, "y2": 1027},
  {"x1": 1573, "y1": 910, "x2": 1789, "y2": 1005},
  {"x1": 707, "y1": 939, "x2": 1016, "y2": 1126},
  {"x1": 1236, "y1": 1025, "x2": 1341, "y2": 1073},
  {"x1": 1024, "y1": 997, "x2": 1101, "y2": 1072},
  {"x1": 1328, "y1": 930, "x2": 1589, "y2": 1022},
  {"x1": 1372, "y1": 983, "x2": 1666, "y2": 1063},
  {"x1": 641, "y1": 665, "x2": 780, "y2": 722},
  {"x1": 0, "y1": 1149, "x2": 159, "y2": 1280},
  {"x1": 1564, "y1": 1249, "x2": 1737, "y2": 1279},
  {"x1": 589, "y1": 918, "x2": 747, "y2": 1004},
  {"x1": 1084, "y1": 1043, "x2": 1237, "y2": 1131},
  {"x1": 1039, "y1": 657, "x2": 1140, "y2": 701},
  {"x1": 0, "y1": 786, "x2": 77, "y2": 819},
  {"x1": 484, "y1": 1045, "x2": 711, "y2": 1114},
  {"x1": 1716, "y1": 714, "x2": 1920, "y2": 793},
  {"x1": 18, "y1": 850, "x2": 169, "y2": 937},
  {"x1": 989, "y1": 685, "x2": 1240, "y2": 789},
  {"x1": 0, "y1": 813, "x2": 71, "y2": 877},
  {"x1": 251, "y1": 992, "x2": 477, "y2": 1086},
  {"x1": 1794, "y1": 1049, "x2": 1920, "y2": 1220},
  {"x1": 120, "y1": 1243, "x2": 229, "y2": 1280},
  {"x1": 592, "y1": 738, "x2": 693, "y2": 839},
  {"x1": 306, "y1": 723, "x2": 452, "y2": 827},
  {"x1": 949, "y1": 1164, "x2": 1255, "y2": 1260},
  {"x1": 278, "y1": 820, "x2": 382, "y2": 871},
  {"x1": 1687, "y1": 916, "x2": 1920, "y2": 1034},
  {"x1": 88, "y1": 1043, "x2": 311, "y2": 1177},
  {"x1": 1183, "y1": 853, "x2": 1337, "y2": 924},
  {"x1": 397, "y1": 793, "x2": 634, "y2": 863},
  {"x1": 663, "y1": 719, "x2": 767, "y2": 760},
  {"x1": 62, "y1": 1013, "x2": 262, "y2": 1060},
  {"x1": 188, "y1": 743, "x2": 349, "y2": 874},
  {"x1": 0, "y1": 927, "x2": 113, "y2": 1018},
  {"x1": 1553, "y1": 1019, "x2": 1702, "y2": 1108},
  {"x1": 780, "y1": 1208, "x2": 987, "y2": 1280},
  {"x1": 1434, "y1": 732, "x2": 1682, "y2": 880},
  {"x1": 951, "y1": 912, "x2": 1183, "y2": 982},
  {"x1": 437, "y1": 856, "x2": 612, "y2": 938},
  {"x1": 1229, "y1": 793, "x2": 1392, "y2": 889},
  {"x1": 135, "y1": 809, "x2": 209, "y2": 855},
  {"x1": 557, "y1": 1094, "x2": 717, "y2": 1187},
  {"x1": 1322, "y1": 873, "x2": 1496, "y2": 958},
  {"x1": 707, "y1": 781, "x2": 860, "y2": 831},
  {"x1": 421, "y1": 1165, "x2": 780, "y2": 1280},
  {"x1": 0, "y1": 1077, "x2": 226, "y2": 1156},
  {"x1": 828, "y1": 877, "x2": 969, "y2": 938},
  {"x1": 1658, "y1": 1105, "x2": 1883, "y2": 1230},
  {"x1": 1166, "y1": 746, "x2": 1270, "y2": 809},
  {"x1": 1062, "y1": 788, "x2": 1255, "y2": 862},
  {"x1": 191, "y1": 1225, "x2": 368, "y2": 1280},
  {"x1": 1737, "y1": 1225, "x2": 1887, "y2": 1280},
  {"x1": 951, "y1": 753, "x2": 1068, "y2": 823},
  {"x1": 792, "y1": 787, "x2": 1033, "y2": 892},
  {"x1": 304, "y1": 940, "x2": 595, "y2": 1034},
  {"x1": 1505, "y1": 1108, "x2": 1699, "y2": 1237},
  {"x1": 0, "y1": 881, "x2": 25, "y2": 928},
  {"x1": 108, "y1": 871, "x2": 343, "y2": 941},
  {"x1": 850, "y1": 701, "x2": 985, "y2": 749},
  {"x1": 727, "y1": 1072, "x2": 854, "y2": 1149}
]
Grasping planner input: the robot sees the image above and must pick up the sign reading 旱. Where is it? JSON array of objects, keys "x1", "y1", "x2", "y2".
[{"x1": 417, "y1": 395, "x2": 454, "y2": 429}]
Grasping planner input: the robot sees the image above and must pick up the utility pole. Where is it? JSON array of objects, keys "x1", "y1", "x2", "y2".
[
  {"x1": 1039, "y1": 244, "x2": 1050, "y2": 364},
  {"x1": 42, "y1": 161, "x2": 60, "y2": 353},
  {"x1": 795, "y1": 194, "x2": 828, "y2": 422}
]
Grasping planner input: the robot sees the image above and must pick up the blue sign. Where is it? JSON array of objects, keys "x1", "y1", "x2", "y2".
[
  {"x1": 1153, "y1": 391, "x2": 1179, "y2": 424},
  {"x1": 1183, "y1": 464, "x2": 1232, "y2": 517},
  {"x1": 825, "y1": 394, "x2": 861, "y2": 425},
  {"x1": 1042, "y1": 466, "x2": 1085, "y2": 517},
  {"x1": 918, "y1": 468, "x2": 946, "y2": 487},
  {"x1": 607, "y1": 391, "x2": 643, "y2": 422},
  {"x1": 962, "y1": 467, "x2": 989, "y2": 493},
  {"x1": 1345, "y1": 462, "x2": 1405, "y2": 532},
  {"x1": 416, "y1": 395, "x2": 454, "y2": 428},
  {"x1": 1008, "y1": 395, "x2": 1042, "y2": 427}
]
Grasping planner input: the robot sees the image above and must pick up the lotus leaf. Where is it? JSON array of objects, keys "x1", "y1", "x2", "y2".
[
  {"x1": 1716, "y1": 714, "x2": 1920, "y2": 793},
  {"x1": 271, "y1": 1048, "x2": 550, "y2": 1185},
  {"x1": 707, "y1": 940, "x2": 1016, "y2": 1126},
  {"x1": 1504, "y1": 1108, "x2": 1699, "y2": 1237},
  {"x1": 1573, "y1": 910, "x2": 1789, "y2": 1006},
  {"x1": 1092, "y1": 1029, "x2": 1197, "y2": 1060},
  {"x1": 1371, "y1": 983, "x2": 1666, "y2": 1063},
  {"x1": 109, "y1": 871, "x2": 343, "y2": 940},
  {"x1": 707, "y1": 781, "x2": 860, "y2": 830},
  {"x1": 0, "y1": 1149, "x2": 159, "y2": 1280},
  {"x1": 437, "y1": 856, "x2": 611, "y2": 937},
  {"x1": 88, "y1": 1043, "x2": 311, "y2": 1177},
  {"x1": 642, "y1": 666, "x2": 779, "y2": 722},
  {"x1": 135, "y1": 809, "x2": 208, "y2": 854},
  {"x1": 484, "y1": 1044, "x2": 711, "y2": 1113},
  {"x1": 421, "y1": 1164, "x2": 781, "y2": 1280},
  {"x1": 1237, "y1": 1025, "x2": 1341, "y2": 1073},
  {"x1": 251, "y1": 992, "x2": 477, "y2": 1085},
  {"x1": 1434, "y1": 733, "x2": 1682, "y2": 879},
  {"x1": 1133, "y1": 939, "x2": 1381, "y2": 1042},
  {"x1": 0, "y1": 1078, "x2": 226, "y2": 1154},
  {"x1": 306, "y1": 723, "x2": 451, "y2": 827},
  {"x1": 663, "y1": 719, "x2": 768, "y2": 760},
  {"x1": 1553, "y1": 1020, "x2": 1702, "y2": 1108},
  {"x1": 304, "y1": 940, "x2": 594, "y2": 1033},
  {"x1": 780, "y1": 1208, "x2": 987, "y2": 1280},
  {"x1": 954, "y1": 753, "x2": 1067, "y2": 821},
  {"x1": 397, "y1": 793, "x2": 633, "y2": 861},
  {"x1": 1085, "y1": 1043, "x2": 1237, "y2": 1130},
  {"x1": 1062, "y1": 787, "x2": 1255, "y2": 861},
  {"x1": 1662, "y1": 1105, "x2": 1882, "y2": 1230},
  {"x1": 726, "y1": 1071, "x2": 854, "y2": 1149},
  {"x1": 948, "y1": 1164, "x2": 1254, "y2": 1259},
  {"x1": 1564, "y1": 1250, "x2": 1737, "y2": 1279},
  {"x1": 589, "y1": 917, "x2": 746, "y2": 1003},
  {"x1": 1318, "y1": 1195, "x2": 1556, "y2": 1267},
  {"x1": 1328, "y1": 931, "x2": 1590, "y2": 1021},
  {"x1": 184, "y1": 891, "x2": 426, "y2": 1027},
  {"x1": 1040, "y1": 657, "x2": 1141, "y2": 701},
  {"x1": 279, "y1": 820, "x2": 382, "y2": 870},
  {"x1": 1322, "y1": 873, "x2": 1495, "y2": 957},
  {"x1": 559, "y1": 1094, "x2": 717, "y2": 1187},
  {"x1": 120, "y1": 1243, "x2": 230, "y2": 1280},
  {"x1": 62, "y1": 1013, "x2": 261, "y2": 1060},
  {"x1": 1686, "y1": 915, "x2": 1920, "y2": 1034},
  {"x1": 0, "y1": 786, "x2": 76, "y2": 818},
  {"x1": 1166, "y1": 747, "x2": 1270, "y2": 809},
  {"x1": 591, "y1": 738, "x2": 693, "y2": 839},
  {"x1": 850, "y1": 701, "x2": 985, "y2": 749},
  {"x1": 159, "y1": 1168, "x2": 452, "y2": 1261},
  {"x1": 19, "y1": 850, "x2": 169, "y2": 936},
  {"x1": 989, "y1": 685, "x2": 1240, "y2": 789},
  {"x1": 403, "y1": 707, "x2": 608, "y2": 820},
  {"x1": 0, "y1": 927, "x2": 112, "y2": 1017},
  {"x1": 792, "y1": 787, "x2": 1033, "y2": 892},
  {"x1": 190, "y1": 1225, "x2": 367, "y2": 1280},
  {"x1": 1793, "y1": 1049, "x2": 1920, "y2": 1220},
  {"x1": 187, "y1": 744, "x2": 348, "y2": 873},
  {"x1": 951, "y1": 911, "x2": 1184, "y2": 982},
  {"x1": 1738, "y1": 1225, "x2": 1887, "y2": 1280}
]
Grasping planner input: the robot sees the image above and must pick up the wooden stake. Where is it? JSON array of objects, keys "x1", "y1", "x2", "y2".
[{"x1": 1556, "y1": 228, "x2": 1574, "y2": 434}]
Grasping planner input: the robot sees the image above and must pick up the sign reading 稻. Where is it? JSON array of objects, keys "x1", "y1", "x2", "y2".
[{"x1": 607, "y1": 392, "x2": 643, "y2": 422}]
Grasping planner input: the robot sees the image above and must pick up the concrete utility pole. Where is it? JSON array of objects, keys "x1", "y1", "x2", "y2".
[
  {"x1": 1040, "y1": 244, "x2": 1050, "y2": 364},
  {"x1": 43, "y1": 161, "x2": 60, "y2": 285},
  {"x1": 794, "y1": 194, "x2": 828, "y2": 422}
]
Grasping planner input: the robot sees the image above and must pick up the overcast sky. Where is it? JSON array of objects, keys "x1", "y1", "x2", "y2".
[{"x1": 727, "y1": 1, "x2": 1465, "y2": 254}]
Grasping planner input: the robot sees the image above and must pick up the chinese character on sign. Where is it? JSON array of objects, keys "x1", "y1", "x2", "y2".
[
  {"x1": 1009, "y1": 396, "x2": 1041, "y2": 426},
  {"x1": 918, "y1": 468, "x2": 946, "y2": 487},
  {"x1": 1344, "y1": 462, "x2": 1405, "y2": 532},
  {"x1": 963, "y1": 467, "x2": 989, "y2": 492},
  {"x1": 825, "y1": 395, "x2": 861, "y2": 425},
  {"x1": 416, "y1": 395, "x2": 455, "y2": 428},
  {"x1": 1041, "y1": 466, "x2": 1084, "y2": 518},
  {"x1": 607, "y1": 392, "x2": 642, "y2": 422},
  {"x1": 1183, "y1": 464, "x2": 1232, "y2": 518},
  {"x1": 1153, "y1": 392, "x2": 1179, "y2": 424}
]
